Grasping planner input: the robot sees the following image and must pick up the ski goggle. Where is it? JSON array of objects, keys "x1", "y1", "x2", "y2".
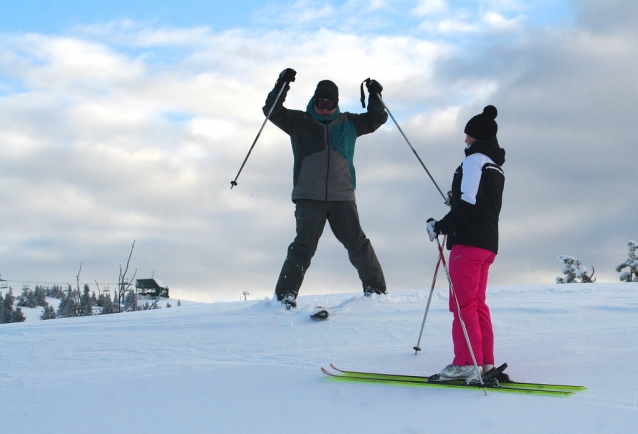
[{"x1": 314, "y1": 98, "x2": 338, "y2": 110}]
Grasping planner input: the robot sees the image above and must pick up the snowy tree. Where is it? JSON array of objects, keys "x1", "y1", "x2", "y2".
[
  {"x1": 34, "y1": 286, "x2": 48, "y2": 307},
  {"x1": 0, "y1": 293, "x2": 5, "y2": 324},
  {"x1": 56, "y1": 292, "x2": 67, "y2": 317},
  {"x1": 100, "y1": 294, "x2": 115, "y2": 315},
  {"x1": 3, "y1": 288, "x2": 15, "y2": 322},
  {"x1": 556, "y1": 255, "x2": 595, "y2": 283},
  {"x1": 58, "y1": 287, "x2": 79, "y2": 318},
  {"x1": 615, "y1": 240, "x2": 638, "y2": 282},
  {"x1": 46, "y1": 285, "x2": 65, "y2": 299},
  {"x1": 123, "y1": 290, "x2": 138, "y2": 312},
  {"x1": 40, "y1": 305, "x2": 57, "y2": 320},
  {"x1": 28, "y1": 288, "x2": 37, "y2": 307},
  {"x1": 17, "y1": 287, "x2": 37, "y2": 308},
  {"x1": 11, "y1": 307, "x2": 26, "y2": 322},
  {"x1": 67, "y1": 293, "x2": 79, "y2": 317},
  {"x1": 79, "y1": 284, "x2": 93, "y2": 316}
]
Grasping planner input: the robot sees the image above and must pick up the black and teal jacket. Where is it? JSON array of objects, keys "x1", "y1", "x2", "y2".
[{"x1": 263, "y1": 84, "x2": 388, "y2": 202}]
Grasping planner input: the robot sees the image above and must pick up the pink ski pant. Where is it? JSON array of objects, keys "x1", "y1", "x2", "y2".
[{"x1": 448, "y1": 244, "x2": 496, "y2": 367}]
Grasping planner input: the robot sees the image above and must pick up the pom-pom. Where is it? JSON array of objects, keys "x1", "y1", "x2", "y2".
[{"x1": 483, "y1": 105, "x2": 497, "y2": 120}]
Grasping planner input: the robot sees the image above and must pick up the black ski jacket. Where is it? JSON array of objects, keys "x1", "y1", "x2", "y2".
[{"x1": 436, "y1": 137, "x2": 505, "y2": 254}]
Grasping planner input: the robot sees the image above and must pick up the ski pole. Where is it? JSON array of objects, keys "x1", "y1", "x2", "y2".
[
  {"x1": 413, "y1": 247, "x2": 442, "y2": 355},
  {"x1": 230, "y1": 83, "x2": 287, "y2": 189},
  {"x1": 359, "y1": 79, "x2": 449, "y2": 355},
  {"x1": 434, "y1": 236, "x2": 486, "y2": 394},
  {"x1": 374, "y1": 92, "x2": 446, "y2": 202},
  {"x1": 413, "y1": 206, "x2": 450, "y2": 355}
]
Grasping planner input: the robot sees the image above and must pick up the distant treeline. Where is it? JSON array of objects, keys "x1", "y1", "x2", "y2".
[{"x1": 0, "y1": 284, "x2": 179, "y2": 325}]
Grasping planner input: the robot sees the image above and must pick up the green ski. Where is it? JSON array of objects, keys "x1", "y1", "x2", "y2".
[
  {"x1": 330, "y1": 363, "x2": 586, "y2": 392},
  {"x1": 322, "y1": 364, "x2": 585, "y2": 397}
]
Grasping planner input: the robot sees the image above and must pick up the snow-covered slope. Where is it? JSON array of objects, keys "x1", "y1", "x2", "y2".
[{"x1": 1, "y1": 283, "x2": 637, "y2": 433}]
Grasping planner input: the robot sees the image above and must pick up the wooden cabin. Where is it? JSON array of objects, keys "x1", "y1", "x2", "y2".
[{"x1": 135, "y1": 279, "x2": 169, "y2": 298}]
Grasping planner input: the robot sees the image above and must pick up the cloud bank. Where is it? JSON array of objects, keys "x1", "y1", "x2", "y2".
[{"x1": 0, "y1": 0, "x2": 635, "y2": 301}]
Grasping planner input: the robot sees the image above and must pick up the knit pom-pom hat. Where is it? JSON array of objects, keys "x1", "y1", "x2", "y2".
[{"x1": 464, "y1": 105, "x2": 498, "y2": 140}]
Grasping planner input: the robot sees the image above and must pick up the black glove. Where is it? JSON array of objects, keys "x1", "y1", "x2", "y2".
[
  {"x1": 366, "y1": 79, "x2": 383, "y2": 99},
  {"x1": 276, "y1": 68, "x2": 296, "y2": 89}
]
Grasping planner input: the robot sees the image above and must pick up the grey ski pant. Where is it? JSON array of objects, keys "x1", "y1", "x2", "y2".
[{"x1": 275, "y1": 200, "x2": 386, "y2": 300}]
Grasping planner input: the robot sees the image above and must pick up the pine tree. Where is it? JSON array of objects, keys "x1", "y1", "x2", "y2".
[
  {"x1": 67, "y1": 292, "x2": 79, "y2": 317},
  {"x1": 79, "y1": 285, "x2": 93, "y2": 316},
  {"x1": 40, "y1": 305, "x2": 57, "y2": 320},
  {"x1": 556, "y1": 255, "x2": 595, "y2": 283},
  {"x1": 0, "y1": 293, "x2": 5, "y2": 324},
  {"x1": 18, "y1": 287, "x2": 38, "y2": 308},
  {"x1": 616, "y1": 240, "x2": 638, "y2": 282},
  {"x1": 123, "y1": 290, "x2": 138, "y2": 312},
  {"x1": 18, "y1": 286, "x2": 38, "y2": 308},
  {"x1": 11, "y1": 307, "x2": 26, "y2": 322},
  {"x1": 57, "y1": 292, "x2": 67, "y2": 317},
  {"x1": 17, "y1": 287, "x2": 28, "y2": 307},
  {"x1": 47, "y1": 285, "x2": 64, "y2": 299},
  {"x1": 58, "y1": 288, "x2": 79, "y2": 318},
  {"x1": 27, "y1": 288, "x2": 37, "y2": 307},
  {"x1": 3, "y1": 288, "x2": 15, "y2": 321},
  {"x1": 34, "y1": 286, "x2": 48, "y2": 307},
  {"x1": 100, "y1": 294, "x2": 115, "y2": 315}
]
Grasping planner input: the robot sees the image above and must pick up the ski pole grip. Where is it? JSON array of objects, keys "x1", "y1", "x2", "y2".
[{"x1": 360, "y1": 78, "x2": 370, "y2": 108}]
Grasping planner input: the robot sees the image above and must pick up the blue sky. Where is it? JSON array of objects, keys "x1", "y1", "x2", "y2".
[
  {"x1": 1, "y1": 0, "x2": 636, "y2": 302},
  {"x1": 0, "y1": 0, "x2": 264, "y2": 33},
  {"x1": 1, "y1": 0, "x2": 573, "y2": 34}
]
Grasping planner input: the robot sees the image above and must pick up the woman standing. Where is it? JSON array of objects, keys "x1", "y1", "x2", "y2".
[{"x1": 427, "y1": 105, "x2": 505, "y2": 384}]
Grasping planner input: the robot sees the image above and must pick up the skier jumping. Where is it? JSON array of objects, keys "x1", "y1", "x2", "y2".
[
  {"x1": 263, "y1": 68, "x2": 388, "y2": 309},
  {"x1": 426, "y1": 105, "x2": 505, "y2": 383}
]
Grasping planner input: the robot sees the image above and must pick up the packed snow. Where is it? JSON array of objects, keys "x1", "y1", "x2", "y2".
[{"x1": 1, "y1": 283, "x2": 637, "y2": 433}]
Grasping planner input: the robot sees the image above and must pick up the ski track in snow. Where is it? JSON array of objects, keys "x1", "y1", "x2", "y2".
[{"x1": 1, "y1": 283, "x2": 637, "y2": 433}]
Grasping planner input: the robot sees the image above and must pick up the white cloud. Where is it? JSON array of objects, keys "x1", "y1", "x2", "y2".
[
  {"x1": 479, "y1": 0, "x2": 527, "y2": 11},
  {"x1": 412, "y1": 0, "x2": 449, "y2": 17},
  {"x1": 483, "y1": 12, "x2": 525, "y2": 30},
  {"x1": 254, "y1": 1, "x2": 336, "y2": 27},
  {"x1": 189, "y1": 117, "x2": 236, "y2": 141},
  {"x1": 420, "y1": 18, "x2": 478, "y2": 33},
  {"x1": 1, "y1": 0, "x2": 637, "y2": 301}
]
